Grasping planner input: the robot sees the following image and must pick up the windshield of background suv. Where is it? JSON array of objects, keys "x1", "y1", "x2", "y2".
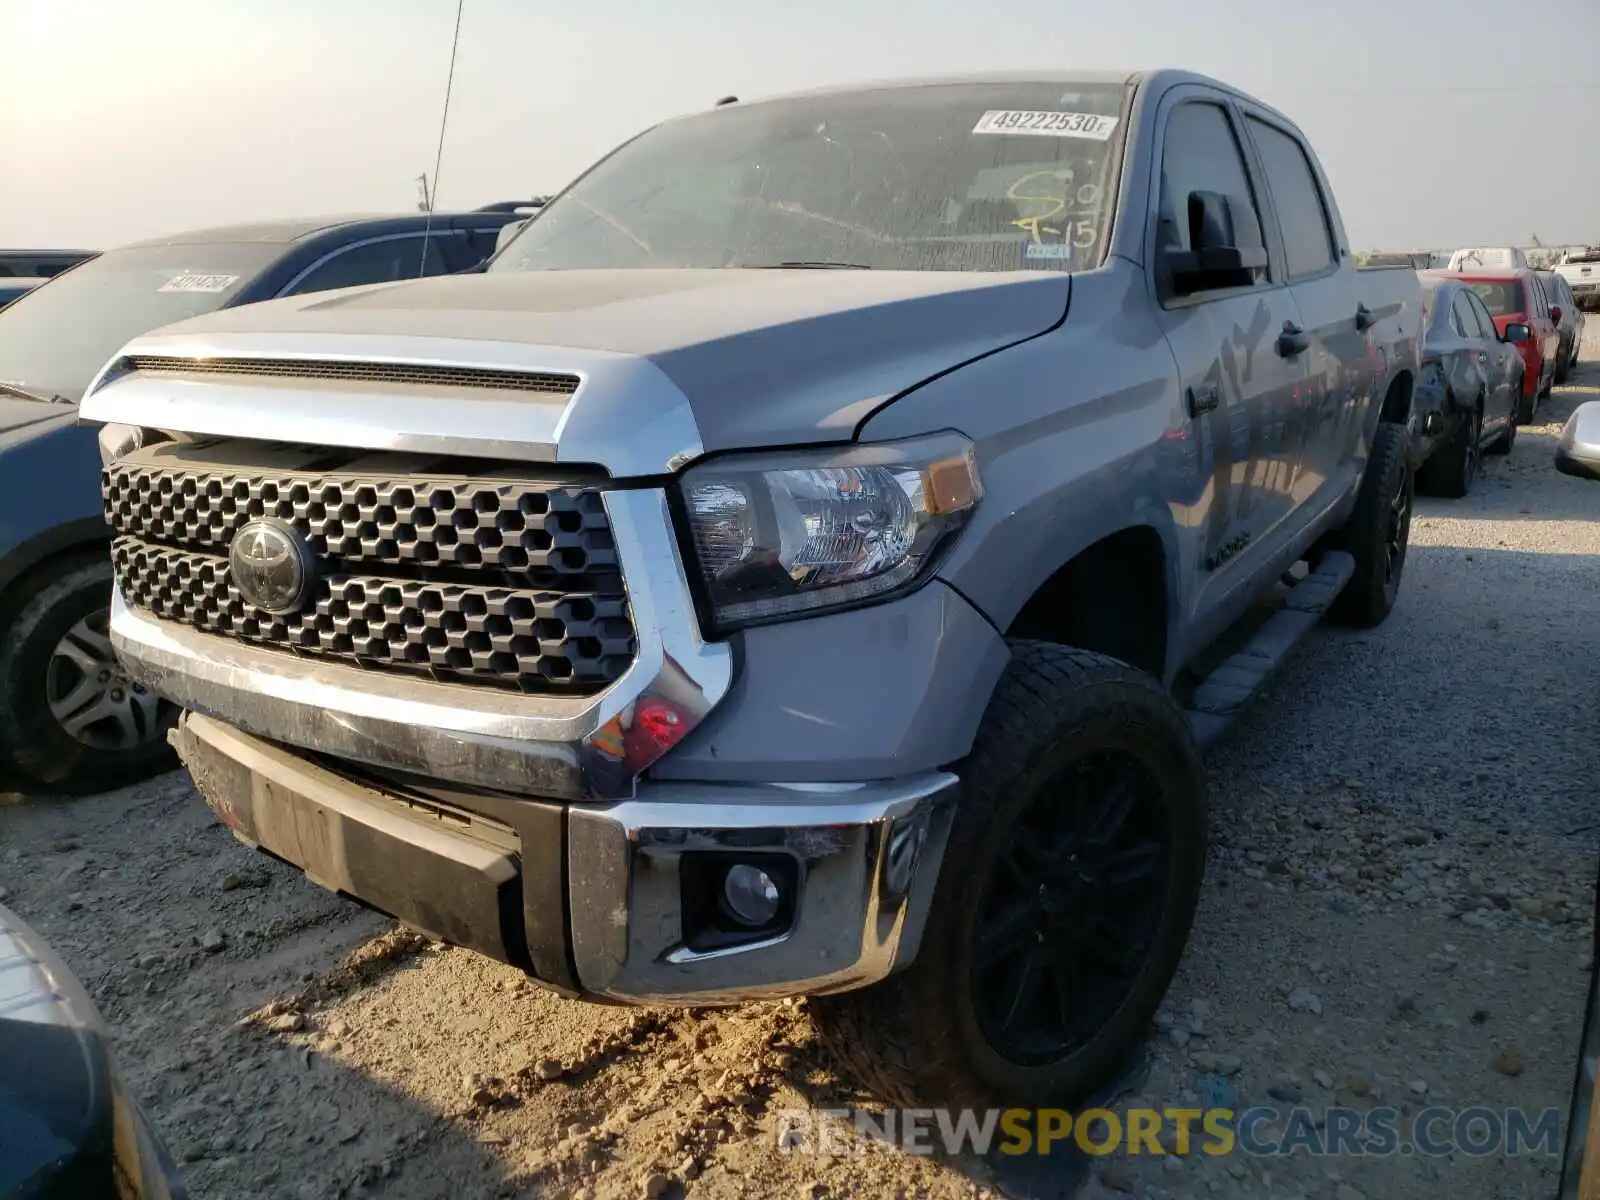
[
  {"x1": 1465, "y1": 281, "x2": 1524, "y2": 318},
  {"x1": 492, "y1": 81, "x2": 1130, "y2": 275},
  {"x1": 0, "y1": 242, "x2": 281, "y2": 401}
]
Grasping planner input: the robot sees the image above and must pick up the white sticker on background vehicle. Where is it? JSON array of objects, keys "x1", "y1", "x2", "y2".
[
  {"x1": 971, "y1": 110, "x2": 1119, "y2": 140},
  {"x1": 158, "y1": 273, "x2": 239, "y2": 293}
]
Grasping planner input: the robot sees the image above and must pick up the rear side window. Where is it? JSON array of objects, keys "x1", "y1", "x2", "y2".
[
  {"x1": 1247, "y1": 118, "x2": 1337, "y2": 279},
  {"x1": 1157, "y1": 102, "x2": 1263, "y2": 273},
  {"x1": 1464, "y1": 292, "x2": 1498, "y2": 338},
  {"x1": 1467, "y1": 281, "x2": 1522, "y2": 317},
  {"x1": 285, "y1": 235, "x2": 450, "y2": 296}
]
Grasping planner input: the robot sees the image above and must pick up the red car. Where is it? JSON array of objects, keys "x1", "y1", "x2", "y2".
[{"x1": 1444, "y1": 268, "x2": 1562, "y2": 424}]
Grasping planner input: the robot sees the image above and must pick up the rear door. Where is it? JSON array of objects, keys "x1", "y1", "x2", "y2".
[
  {"x1": 1146, "y1": 92, "x2": 1308, "y2": 643},
  {"x1": 1238, "y1": 112, "x2": 1372, "y2": 516},
  {"x1": 1462, "y1": 289, "x2": 1519, "y2": 433}
]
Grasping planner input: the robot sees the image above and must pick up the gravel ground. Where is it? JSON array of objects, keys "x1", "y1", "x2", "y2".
[{"x1": 3, "y1": 331, "x2": 1599, "y2": 1200}]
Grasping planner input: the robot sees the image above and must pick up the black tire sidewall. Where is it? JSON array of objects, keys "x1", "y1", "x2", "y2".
[
  {"x1": 941, "y1": 688, "x2": 1206, "y2": 1099},
  {"x1": 0, "y1": 559, "x2": 177, "y2": 793}
]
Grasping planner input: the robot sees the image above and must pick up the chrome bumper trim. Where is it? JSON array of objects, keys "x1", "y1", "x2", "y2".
[
  {"x1": 108, "y1": 488, "x2": 733, "y2": 800},
  {"x1": 567, "y1": 772, "x2": 959, "y2": 1003}
]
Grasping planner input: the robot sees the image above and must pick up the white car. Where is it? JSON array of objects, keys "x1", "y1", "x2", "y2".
[
  {"x1": 1555, "y1": 248, "x2": 1600, "y2": 312},
  {"x1": 1447, "y1": 246, "x2": 1530, "y2": 272}
]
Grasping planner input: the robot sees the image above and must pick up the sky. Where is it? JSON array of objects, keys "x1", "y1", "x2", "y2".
[{"x1": 3, "y1": 0, "x2": 1597, "y2": 252}]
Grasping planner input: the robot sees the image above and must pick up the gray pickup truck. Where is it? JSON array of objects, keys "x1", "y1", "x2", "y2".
[{"x1": 84, "y1": 69, "x2": 1421, "y2": 1108}]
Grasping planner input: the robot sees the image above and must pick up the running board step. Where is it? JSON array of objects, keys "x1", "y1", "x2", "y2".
[{"x1": 1185, "y1": 551, "x2": 1355, "y2": 751}]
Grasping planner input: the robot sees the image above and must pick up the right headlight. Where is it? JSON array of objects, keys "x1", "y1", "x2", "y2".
[{"x1": 678, "y1": 432, "x2": 983, "y2": 630}]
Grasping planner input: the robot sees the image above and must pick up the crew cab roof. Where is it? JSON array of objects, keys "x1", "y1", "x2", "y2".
[{"x1": 705, "y1": 68, "x2": 1296, "y2": 125}]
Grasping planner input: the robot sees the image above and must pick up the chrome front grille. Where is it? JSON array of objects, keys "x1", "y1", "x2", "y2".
[{"x1": 104, "y1": 440, "x2": 636, "y2": 695}]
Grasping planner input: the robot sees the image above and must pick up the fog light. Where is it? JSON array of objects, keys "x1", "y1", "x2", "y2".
[{"x1": 722, "y1": 864, "x2": 781, "y2": 927}]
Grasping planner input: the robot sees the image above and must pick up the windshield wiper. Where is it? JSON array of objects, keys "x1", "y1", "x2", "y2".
[
  {"x1": 0, "y1": 381, "x2": 73, "y2": 405},
  {"x1": 744, "y1": 261, "x2": 875, "y2": 270}
]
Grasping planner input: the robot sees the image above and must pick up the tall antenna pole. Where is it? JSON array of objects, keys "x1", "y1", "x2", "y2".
[{"x1": 418, "y1": 0, "x2": 466, "y2": 274}]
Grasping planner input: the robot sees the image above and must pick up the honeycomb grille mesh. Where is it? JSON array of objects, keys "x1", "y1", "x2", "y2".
[
  {"x1": 104, "y1": 450, "x2": 635, "y2": 695},
  {"x1": 124, "y1": 355, "x2": 580, "y2": 395},
  {"x1": 111, "y1": 537, "x2": 633, "y2": 692},
  {"x1": 103, "y1": 464, "x2": 614, "y2": 587}
]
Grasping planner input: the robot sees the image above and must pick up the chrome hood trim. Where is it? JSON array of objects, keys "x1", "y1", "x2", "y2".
[{"x1": 79, "y1": 330, "x2": 704, "y2": 477}]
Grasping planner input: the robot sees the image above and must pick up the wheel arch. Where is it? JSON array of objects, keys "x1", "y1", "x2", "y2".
[
  {"x1": 1378, "y1": 368, "x2": 1415, "y2": 425},
  {"x1": 0, "y1": 520, "x2": 112, "y2": 624},
  {"x1": 1000, "y1": 520, "x2": 1177, "y2": 684}
]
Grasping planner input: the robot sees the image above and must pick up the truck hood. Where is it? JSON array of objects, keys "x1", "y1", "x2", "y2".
[{"x1": 82, "y1": 268, "x2": 1068, "y2": 473}]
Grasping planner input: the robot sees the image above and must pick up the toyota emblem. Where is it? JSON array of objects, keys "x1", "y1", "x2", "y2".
[{"x1": 228, "y1": 519, "x2": 315, "y2": 615}]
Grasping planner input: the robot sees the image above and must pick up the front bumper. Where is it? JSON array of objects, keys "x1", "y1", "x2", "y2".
[{"x1": 171, "y1": 712, "x2": 957, "y2": 1003}]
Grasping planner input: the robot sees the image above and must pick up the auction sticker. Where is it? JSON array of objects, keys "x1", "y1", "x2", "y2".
[
  {"x1": 972, "y1": 110, "x2": 1119, "y2": 140},
  {"x1": 158, "y1": 273, "x2": 239, "y2": 293}
]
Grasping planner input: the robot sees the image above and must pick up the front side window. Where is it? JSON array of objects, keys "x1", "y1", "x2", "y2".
[
  {"x1": 1451, "y1": 293, "x2": 1479, "y2": 339},
  {"x1": 492, "y1": 82, "x2": 1130, "y2": 275},
  {"x1": 286, "y1": 235, "x2": 450, "y2": 296},
  {"x1": 1247, "y1": 118, "x2": 1337, "y2": 279},
  {"x1": 0, "y1": 242, "x2": 281, "y2": 401},
  {"x1": 1157, "y1": 102, "x2": 1264, "y2": 279}
]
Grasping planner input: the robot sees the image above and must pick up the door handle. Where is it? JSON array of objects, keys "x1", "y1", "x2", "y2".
[
  {"x1": 1187, "y1": 383, "x2": 1220, "y2": 416},
  {"x1": 1355, "y1": 303, "x2": 1376, "y2": 331},
  {"x1": 1275, "y1": 322, "x2": 1311, "y2": 357}
]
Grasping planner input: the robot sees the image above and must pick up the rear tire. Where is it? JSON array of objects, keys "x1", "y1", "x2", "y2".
[
  {"x1": 1326, "y1": 421, "x2": 1412, "y2": 629},
  {"x1": 1418, "y1": 399, "x2": 1480, "y2": 499},
  {"x1": 810, "y1": 642, "x2": 1206, "y2": 1110},
  {"x1": 1515, "y1": 371, "x2": 1538, "y2": 425},
  {"x1": 0, "y1": 558, "x2": 179, "y2": 794}
]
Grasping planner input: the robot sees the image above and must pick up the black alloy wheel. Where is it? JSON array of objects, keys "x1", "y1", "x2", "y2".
[{"x1": 972, "y1": 749, "x2": 1169, "y2": 1065}]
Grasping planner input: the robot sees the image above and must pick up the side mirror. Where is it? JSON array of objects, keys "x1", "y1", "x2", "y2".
[
  {"x1": 1550, "y1": 305, "x2": 1563, "y2": 325},
  {"x1": 1161, "y1": 190, "x2": 1268, "y2": 297},
  {"x1": 1503, "y1": 322, "x2": 1531, "y2": 344},
  {"x1": 1556, "y1": 401, "x2": 1600, "y2": 481}
]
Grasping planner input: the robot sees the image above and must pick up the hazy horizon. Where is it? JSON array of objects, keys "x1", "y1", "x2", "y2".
[{"x1": 5, "y1": 0, "x2": 1597, "y2": 253}]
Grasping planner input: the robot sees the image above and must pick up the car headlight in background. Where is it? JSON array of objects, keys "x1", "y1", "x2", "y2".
[{"x1": 679, "y1": 432, "x2": 983, "y2": 629}]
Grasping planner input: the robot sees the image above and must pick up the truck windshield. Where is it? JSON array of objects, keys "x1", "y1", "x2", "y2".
[
  {"x1": 0, "y1": 243, "x2": 280, "y2": 402},
  {"x1": 1465, "y1": 281, "x2": 1523, "y2": 318},
  {"x1": 492, "y1": 81, "x2": 1130, "y2": 275}
]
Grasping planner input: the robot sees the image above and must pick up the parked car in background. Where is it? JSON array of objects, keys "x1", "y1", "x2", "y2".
[
  {"x1": 0, "y1": 901, "x2": 187, "y2": 1199},
  {"x1": 1412, "y1": 272, "x2": 1524, "y2": 495},
  {"x1": 1540, "y1": 270, "x2": 1586, "y2": 381},
  {"x1": 0, "y1": 249, "x2": 97, "y2": 279},
  {"x1": 0, "y1": 279, "x2": 39, "y2": 310},
  {"x1": 87, "y1": 68, "x2": 1422, "y2": 1110},
  {"x1": 1448, "y1": 268, "x2": 1560, "y2": 423},
  {"x1": 1364, "y1": 251, "x2": 1432, "y2": 268},
  {"x1": 1555, "y1": 247, "x2": 1600, "y2": 312},
  {"x1": 1448, "y1": 246, "x2": 1530, "y2": 272},
  {"x1": 0, "y1": 205, "x2": 531, "y2": 793}
]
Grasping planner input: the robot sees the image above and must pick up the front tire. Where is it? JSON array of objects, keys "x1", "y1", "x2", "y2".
[
  {"x1": 1515, "y1": 370, "x2": 1538, "y2": 425},
  {"x1": 1327, "y1": 421, "x2": 1412, "y2": 629},
  {"x1": 811, "y1": 643, "x2": 1206, "y2": 1109},
  {"x1": 0, "y1": 558, "x2": 179, "y2": 794}
]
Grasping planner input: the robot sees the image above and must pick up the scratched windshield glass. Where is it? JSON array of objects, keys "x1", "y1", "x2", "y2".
[{"x1": 492, "y1": 82, "x2": 1129, "y2": 274}]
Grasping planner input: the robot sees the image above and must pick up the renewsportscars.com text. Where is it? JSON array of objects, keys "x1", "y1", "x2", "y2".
[{"x1": 774, "y1": 1106, "x2": 1562, "y2": 1159}]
